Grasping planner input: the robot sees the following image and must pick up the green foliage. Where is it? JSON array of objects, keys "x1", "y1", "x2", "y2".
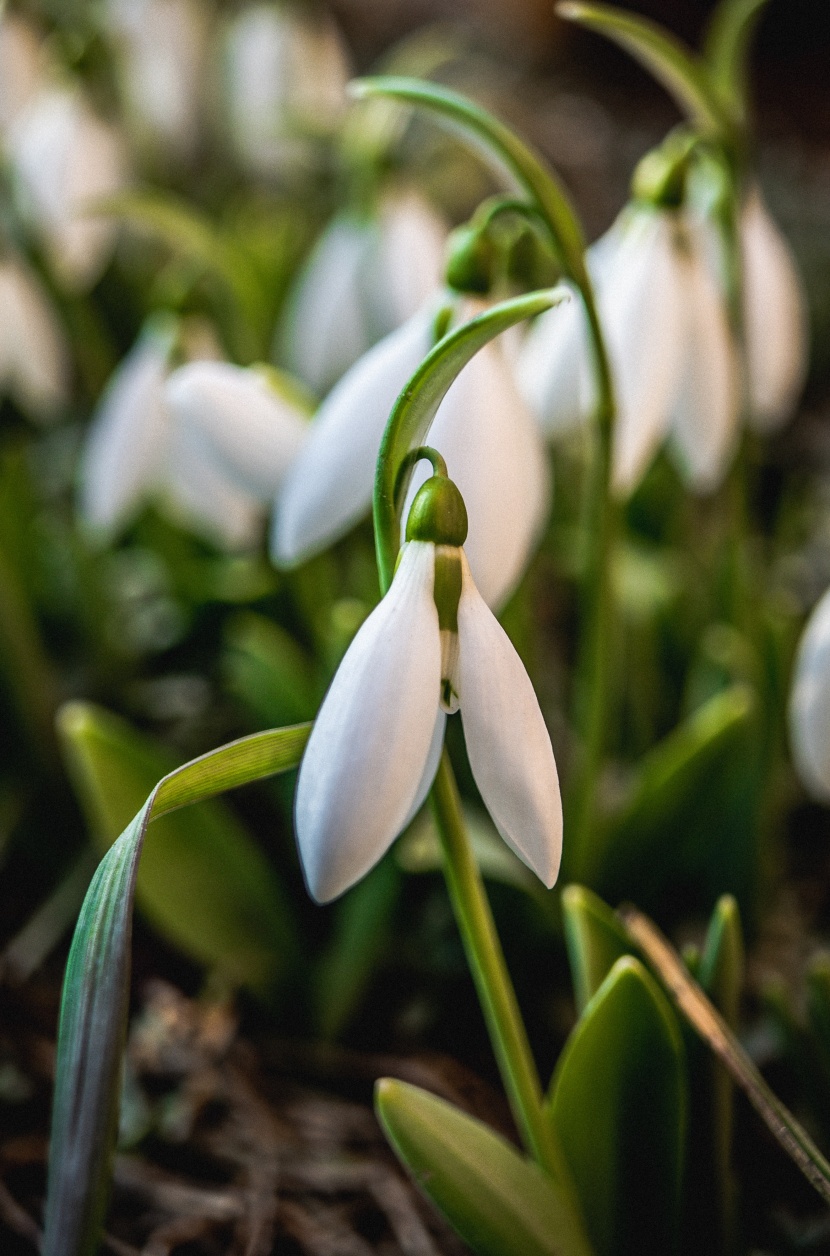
[{"x1": 561, "y1": 884, "x2": 632, "y2": 1013}]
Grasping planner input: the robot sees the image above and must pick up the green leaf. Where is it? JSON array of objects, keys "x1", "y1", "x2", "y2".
[
  {"x1": 699, "y1": 894, "x2": 743, "y2": 1032},
  {"x1": 561, "y1": 885, "x2": 632, "y2": 1013},
  {"x1": 43, "y1": 718, "x2": 310, "y2": 1256},
  {"x1": 376, "y1": 1079, "x2": 595, "y2": 1256},
  {"x1": 350, "y1": 77, "x2": 588, "y2": 287},
  {"x1": 58, "y1": 702, "x2": 300, "y2": 991},
  {"x1": 224, "y1": 611, "x2": 320, "y2": 727},
  {"x1": 703, "y1": 0, "x2": 770, "y2": 125},
  {"x1": 557, "y1": 3, "x2": 728, "y2": 137},
  {"x1": 549, "y1": 957, "x2": 687, "y2": 1256},
  {"x1": 372, "y1": 286, "x2": 569, "y2": 591}
]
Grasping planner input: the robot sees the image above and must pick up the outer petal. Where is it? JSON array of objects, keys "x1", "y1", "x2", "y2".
[
  {"x1": 405, "y1": 338, "x2": 551, "y2": 610},
  {"x1": 78, "y1": 328, "x2": 172, "y2": 537},
  {"x1": 372, "y1": 190, "x2": 448, "y2": 333},
  {"x1": 668, "y1": 221, "x2": 741, "y2": 493},
  {"x1": 790, "y1": 587, "x2": 830, "y2": 802},
  {"x1": 516, "y1": 285, "x2": 593, "y2": 438},
  {"x1": 272, "y1": 305, "x2": 434, "y2": 566},
  {"x1": 164, "y1": 421, "x2": 264, "y2": 551},
  {"x1": 165, "y1": 361, "x2": 308, "y2": 503},
  {"x1": 598, "y1": 209, "x2": 686, "y2": 496},
  {"x1": 456, "y1": 553, "x2": 562, "y2": 887},
  {"x1": 0, "y1": 257, "x2": 69, "y2": 419},
  {"x1": 278, "y1": 215, "x2": 376, "y2": 395},
  {"x1": 295, "y1": 541, "x2": 441, "y2": 902},
  {"x1": 741, "y1": 188, "x2": 808, "y2": 432}
]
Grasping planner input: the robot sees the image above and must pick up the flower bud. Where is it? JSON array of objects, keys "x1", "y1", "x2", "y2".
[
  {"x1": 405, "y1": 474, "x2": 468, "y2": 548},
  {"x1": 445, "y1": 223, "x2": 496, "y2": 295}
]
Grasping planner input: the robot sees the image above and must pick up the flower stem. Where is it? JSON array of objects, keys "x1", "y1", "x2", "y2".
[{"x1": 429, "y1": 748, "x2": 566, "y2": 1180}]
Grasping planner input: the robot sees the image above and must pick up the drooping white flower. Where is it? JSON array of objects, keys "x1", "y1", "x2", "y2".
[
  {"x1": 273, "y1": 299, "x2": 551, "y2": 609},
  {"x1": 0, "y1": 254, "x2": 69, "y2": 420},
  {"x1": 104, "y1": 0, "x2": 209, "y2": 158},
  {"x1": 8, "y1": 87, "x2": 129, "y2": 289},
  {"x1": 295, "y1": 477, "x2": 562, "y2": 903},
  {"x1": 0, "y1": 13, "x2": 47, "y2": 140},
  {"x1": 222, "y1": 2, "x2": 350, "y2": 179},
  {"x1": 741, "y1": 187, "x2": 808, "y2": 433},
  {"x1": 790, "y1": 587, "x2": 830, "y2": 802},
  {"x1": 279, "y1": 189, "x2": 448, "y2": 395}
]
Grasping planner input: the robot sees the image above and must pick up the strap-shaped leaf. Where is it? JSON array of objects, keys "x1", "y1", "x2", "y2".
[
  {"x1": 561, "y1": 885, "x2": 631, "y2": 1013},
  {"x1": 376, "y1": 1079, "x2": 595, "y2": 1256},
  {"x1": 58, "y1": 702, "x2": 297, "y2": 989},
  {"x1": 558, "y1": 3, "x2": 728, "y2": 137},
  {"x1": 42, "y1": 720, "x2": 310, "y2": 1256},
  {"x1": 372, "y1": 287, "x2": 568, "y2": 590},
  {"x1": 549, "y1": 957, "x2": 687, "y2": 1256},
  {"x1": 703, "y1": 0, "x2": 770, "y2": 125},
  {"x1": 350, "y1": 77, "x2": 589, "y2": 287}
]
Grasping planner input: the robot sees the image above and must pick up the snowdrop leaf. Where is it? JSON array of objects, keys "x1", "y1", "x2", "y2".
[
  {"x1": 558, "y1": 4, "x2": 728, "y2": 137},
  {"x1": 561, "y1": 884, "x2": 632, "y2": 1013},
  {"x1": 57, "y1": 701, "x2": 300, "y2": 988},
  {"x1": 703, "y1": 0, "x2": 770, "y2": 124},
  {"x1": 224, "y1": 611, "x2": 319, "y2": 727},
  {"x1": 376, "y1": 1079, "x2": 595, "y2": 1256},
  {"x1": 549, "y1": 956, "x2": 687, "y2": 1256},
  {"x1": 43, "y1": 717, "x2": 311, "y2": 1256},
  {"x1": 373, "y1": 287, "x2": 567, "y2": 590},
  {"x1": 350, "y1": 77, "x2": 588, "y2": 287}
]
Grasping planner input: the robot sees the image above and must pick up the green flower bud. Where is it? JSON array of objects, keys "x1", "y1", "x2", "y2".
[
  {"x1": 445, "y1": 223, "x2": 496, "y2": 295},
  {"x1": 632, "y1": 129, "x2": 698, "y2": 209},
  {"x1": 405, "y1": 474, "x2": 468, "y2": 548}
]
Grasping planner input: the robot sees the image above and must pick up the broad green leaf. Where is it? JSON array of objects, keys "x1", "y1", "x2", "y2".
[
  {"x1": 561, "y1": 885, "x2": 631, "y2": 1013},
  {"x1": 376, "y1": 1079, "x2": 595, "y2": 1256},
  {"x1": 43, "y1": 719, "x2": 310, "y2": 1256},
  {"x1": 314, "y1": 855, "x2": 400, "y2": 1039},
  {"x1": 58, "y1": 702, "x2": 299, "y2": 990},
  {"x1": 549, "y1": 957, "x2": 687, "y2": 1256},
  {"x1": 703, "y1": 0, "x2": 770, "y2": 126},
  {"x1": 557, "y1": 3, "x2": 728, "y2": 137},
  {"x1": 350, "y1": 77, "x2": 589, "y2": 288},
  {"x1": 620, "y1": 906, "x2": 830, "y2": 1206},
  {"x1": 224, "y1": 611, "x2": 319, "y2": 727},
  {"x1": 372, "y1": 286, "x2": 568, "y2": 590}
]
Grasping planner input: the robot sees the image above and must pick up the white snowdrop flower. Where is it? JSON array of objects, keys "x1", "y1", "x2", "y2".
[
  {"x1": 222, "y1": 2, "x2": 350, "y2": 179},
  {"x1": 279, "y1": 189, "x2": 448, "y2": 396},
  {"x1": 295, "y1": 473, "x2": 562, "y2": 903},
  {"x1": 790, "y1": 587, "x2": 830, "y2": 802},
  {"x1": 517, "y1": 283, "x2": 594, "y2": 440},
  {"x1": 8, "y1": 87, "x2": 129, "y2": 289},
  {"x1": 163, "y1": 420, "x2": 266, "y2": 553},
  {"x1": 104, "y1": 0, "x2": 209, "y2": 158},
  {"x1": 741, "y1": 187, "x2": 808, "y2": 433},
  {"x1": 0, "y1": 254, "x2": 69, "y2": 420},
  {"x1": 0, "y1": 13, "x2": 47, "y2": 139},
  {"x1": 78, "y1": 321, "x2": 175, "y2": 539}
]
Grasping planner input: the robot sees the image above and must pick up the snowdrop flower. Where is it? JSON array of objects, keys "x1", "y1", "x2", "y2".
[
  {"x1": 222, "y1": 2, "x2": 350, "y2": 179},
  {"x1": 0, "y1": 254, "x2": 69, "y2": 420},
  {"x1": 0, "y1": 13, "x2": 47, "y2": 140},
  {"x1": 273, "y1": 299, "x2": 550, "y2": 610},
  {"x1": 741, "y1": 187, "x2": 808, "y2": 433},
  {"x1": 279, "y1": 189, "x2": 448, "y2": 396},
  {"x1": 295, "y1": 470, "x2": 562, "y2": 902},
  {"x1": 790, "y1": 587, "x2": 830, "y2": 802},
  {"x1": 104, "y1": 0, "x2": 209, "y2": 158},
  {"x1": 8, "y1": 87, "x2": 128, "y2": 289}
]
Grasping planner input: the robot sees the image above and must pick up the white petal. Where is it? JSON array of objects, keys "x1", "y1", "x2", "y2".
[
  {"x1": 405, "y1": 338, "x2": 551, "y2": 610},
  {"x1": 0, "y1": 257, "x2": 69, "y2": 419},
  {"x1": 164, "y1": 421, "x2": 264, "y2": 551},
  {"x1": 165, "y1": 361, "x2": 307, "y2": 503},
  {"x1": 0, "y1": 14, "x2": 46, "y2": 137},
  {"x1": 668, "y1": 222, "x2": 741, "y2": 492},
  {"x1": 790, "y1": 587, "x2": 830, "y2": 802},
  {"x1": 278, "y1": 215, "x2": 377, "y2": 395},
  {"x1": 272, "y1": 305, "x2": 434, "y2": 566},
  {"x1": 78, "y1": 329, "x2": 172, "y2": 537},
  {"x1": 741, "y1": 188, "x2": 808, "y2": 432},
  {"x1": 295, "y1": 540, "x2": 441, "y2": 902},
  {"x1": 402, "y1": 707, "x2": 447, "y2": 828},
  {"x1": 598, "y1": 209, "x2": 687, "y2": 495},
  {"x1": 456, "y1": 553, "x2": 562, "y2": 887},
  {"x1": 372, "y1": 190, "x2": 448, "y2": 332},
  {"x1": 516, "y1": 285, "x2": 593, "y2": 438}
]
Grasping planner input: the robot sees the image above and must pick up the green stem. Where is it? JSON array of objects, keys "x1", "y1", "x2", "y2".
[{"x1": 429, "y1": 749, "x2": 566, "y2": 1180}]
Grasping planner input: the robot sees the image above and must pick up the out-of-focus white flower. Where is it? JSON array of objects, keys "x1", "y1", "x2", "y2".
[
  {"x1": 741, "y1": 187, "x2": 808, "y2": 433},
  {"x1": 295, "y1": 489, "x2": 562, "y2": 902},
  {"x1": 222, "y1": 2, "x2": 350, "y2": 178},
  {"x1": 0, "y1": 13, "x2": 47, "y2": 139},
  {"x1": 790, "y1": 587, "x2": 830, "y2": 802},
  {"x1": 273, "y1": 299, "x2": 550, "y2": 609},
  {"x1": 104, "y1": 0, "x2": 209, "y2": 158},
  {"x1": 8, "y1": 87, "x2": 129, "y2": 289},
  {"x1": 279, "y1": 189, "x2": 448, "y2": 396},
  {"x1": 0, "y1": 254, "x2": 69, "y2": 420}
]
